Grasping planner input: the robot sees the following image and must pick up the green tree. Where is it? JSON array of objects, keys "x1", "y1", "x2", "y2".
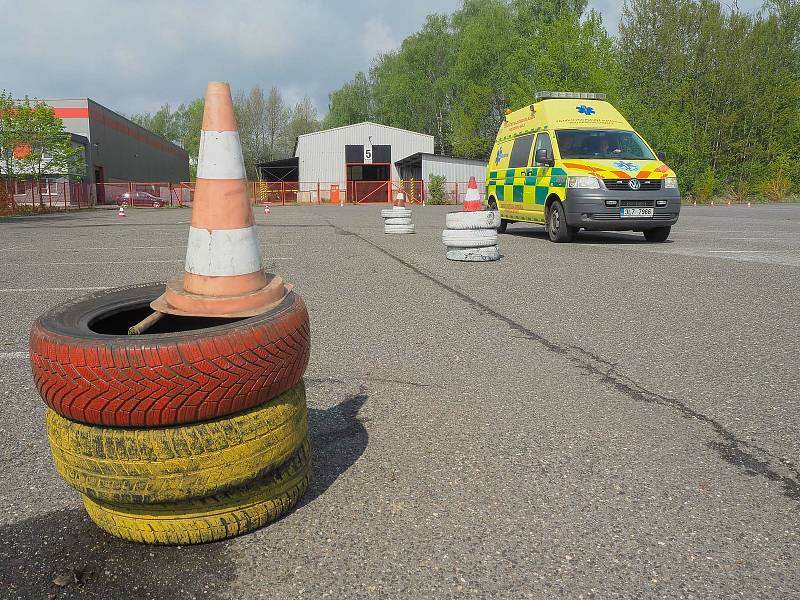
[
  {"x1": 285, "y1": 96, "x2": 320, "y2": 153},
  {"x1": 0, "y1": 90, "x2": 22, "y2": 180},
  {"x1": 322, "y1": 72, "x2": 374, "y2": 128},
  {"x1": 371, "y1": 14, "x2": 456, "y2": 153},
  {"x1": 617, "y1": 0, "x2": 800, "y2": 195},
  {"x1": 0, "y1": 95, "x2": 85, "y2": 184}
]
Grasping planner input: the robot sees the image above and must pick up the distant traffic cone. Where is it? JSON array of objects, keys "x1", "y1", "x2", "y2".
[
  {"x1": 264, "y1": 205, "x2": 270, "y2": 215},
  {"x1": 117, "y1": 205, "x2": 125, "y2": 217},
  {"x1": 463, "y1": 177, "x2": 482, "y2": 211},
  {"x1": 151, "y1": 81, "x2": 289, "y2": 318},
  {"x1": 394, "y1": 190, "x2": 406, "y2": 208}
]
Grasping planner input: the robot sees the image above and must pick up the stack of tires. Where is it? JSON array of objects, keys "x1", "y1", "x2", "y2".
[
  {"x1": 29, "y1": 283, "x2": 311, "y2": 545},
  {"x1": 441, "y1": 210, "x2": 501, "y2": 261},
  {"x1": 381, "y1": 205, "x2": 415, "y2": 234}
]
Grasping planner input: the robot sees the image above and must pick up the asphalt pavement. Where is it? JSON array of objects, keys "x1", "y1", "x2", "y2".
[{"x1": 0, "y1": 203, "x2": 798, "y2": 598}]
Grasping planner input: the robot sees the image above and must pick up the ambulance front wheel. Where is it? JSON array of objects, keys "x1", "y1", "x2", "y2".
[
  {"x1": 644, "y1": 226, "x2": 671, "y2": 242},
  {"x1": 547, "y1": 201, "x2": 576, "y2": 243},
  {"x1": 488, "y1": 199, "x2": 508, "y2": 233}
]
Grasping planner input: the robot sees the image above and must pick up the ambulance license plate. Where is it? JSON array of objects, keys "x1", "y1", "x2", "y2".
[{"x1": 620, "y1": 207, "x2": 654, "y2": 218}]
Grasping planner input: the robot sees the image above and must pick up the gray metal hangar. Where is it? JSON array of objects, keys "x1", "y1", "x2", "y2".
[{"x1": 256, "y1": 122, "x2": 487, "y2": 203}]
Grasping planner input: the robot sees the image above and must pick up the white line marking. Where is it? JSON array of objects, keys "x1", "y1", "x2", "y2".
[
  {"x1": 0, "y1": 351, "x2": 28, "y2": 359},
  {"x1": 707, "y1": 250, "x2": 789, "y2": 253},
  {"x1": 0, "y1": 287, "x2": 110, "y2": 292},
  {"x1": 0, "y1": 243, "x2": 297, "y2": 252}
]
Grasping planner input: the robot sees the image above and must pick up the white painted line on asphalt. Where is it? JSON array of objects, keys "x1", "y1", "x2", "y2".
[
  {"x1": 0, "y1": 351, "x2": 29, "y2": 359},
  {"x1": 24, "y1": 260, "x2": 183, "y2": 265},
  {"x1": 720, "y1": 237, "x2": 798, "y2": 240},
  {"x1": 707, "y1": 250, "x2": 789, "y2": 253},
  {"x1": 0, "y1": 243, "x2": 296, "y2": 252},
  {"x1": 0, "y1": 246, "x2": 185, "y2": 252},
  {"x1": 0, "y1": 287, "x2": 110, "y2": 292}
]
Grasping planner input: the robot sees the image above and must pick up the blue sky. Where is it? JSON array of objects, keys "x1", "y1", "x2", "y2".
[{"x1": 0, "y1": 0, "x2": 764, "y2": 117}]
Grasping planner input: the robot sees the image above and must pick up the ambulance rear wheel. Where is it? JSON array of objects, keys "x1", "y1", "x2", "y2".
[
  {"x1": 547, "y1": 201, "x2": 576, "y2": 243},
  {"x1": 488, "y1": 199, "x2": 507, "y2": 233}
]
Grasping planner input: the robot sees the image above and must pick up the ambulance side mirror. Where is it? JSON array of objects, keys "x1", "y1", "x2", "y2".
[
  {"x1": 656, "y1": 151, "x2": 666, "y2": 162},
  {"x1": 535, "y1": 148, "x2": 554, "y2": 167}
]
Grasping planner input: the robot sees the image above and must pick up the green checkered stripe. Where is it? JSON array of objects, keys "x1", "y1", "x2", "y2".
[{"x1": 487, "y1": 167, "x2": 567, "y2": 205}]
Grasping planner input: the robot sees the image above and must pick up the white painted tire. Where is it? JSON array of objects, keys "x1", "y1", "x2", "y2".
[
  {"x1": 445, "y1": 210, "x2": 500, "y2": 230},
  {"x1": 446, "y1": 245, "x2": 500, "y2": 262},
  {"x1": 441, "y1": 228, "x2": 498, "y2": 248},
  {"x1": 384, "y1": 224, "x2": 415, "y2": 234},
  {"x1": 384, "y1": 217, "x2": 412, "y2": 225},
  {"x1": 381, "y1": 208, "x2": 412, "y2": 218}
]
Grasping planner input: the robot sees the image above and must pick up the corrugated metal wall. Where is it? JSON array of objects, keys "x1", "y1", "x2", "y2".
[
  {"x1": 295, "y1": 122, "x2": 434, "y2": 183},
  {"x1": 44, "y1": 99, "x2": 190, "y2": 183},
  {"x1": 422, "y1": 155, "x2": 487, "y2": 183}
]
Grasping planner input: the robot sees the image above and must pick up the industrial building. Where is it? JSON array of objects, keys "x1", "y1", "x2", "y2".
[
  {"x1": 43, "y1": 98, "x2": 190, "y2": 204},
  {"x1": 256, "y1": 122, "x2": 486, "y2": 203},
  {"x1": 395, "y1": 152, "x2": 485, "y2": 184}
]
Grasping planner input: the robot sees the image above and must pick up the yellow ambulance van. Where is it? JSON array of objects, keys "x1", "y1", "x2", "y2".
[{"x1": 486, "y1": 92, "x2": 680, "y2": 242}]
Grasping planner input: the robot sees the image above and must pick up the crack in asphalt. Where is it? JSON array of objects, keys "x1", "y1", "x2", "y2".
[
  {"x1": 305, "y1": 375, "x2": 445, "y2": 390},
  {"x1": 331, "y1": 221, "x2": 800, "y2": 503}
]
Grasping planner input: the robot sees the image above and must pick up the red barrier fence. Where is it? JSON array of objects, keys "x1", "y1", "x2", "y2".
[
  {"x1": 1, "y1": 179, "x2": 487, "y2": 216},
  {"x1": 1, "y1": 179, "x2": 90, "y2": 216}
]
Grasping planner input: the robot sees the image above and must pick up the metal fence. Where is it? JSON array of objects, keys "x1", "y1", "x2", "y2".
[
  {"x1": 0, "y1": 179, "x2": 91, "y2": 216},
  {"x1": 95, "y1": 182, "x2": 189, "y2": 207},
  {"x1": 1, "y1": 179, "x2": 488, "y2": 216}
]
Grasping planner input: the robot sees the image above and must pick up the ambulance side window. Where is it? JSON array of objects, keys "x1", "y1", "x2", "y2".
[
  {"x1": 534, "y1": 133, "x2": 553, "y2": 164},
  {"x1": 508, "y1": 134, "x2": 534, "y2": 169}
]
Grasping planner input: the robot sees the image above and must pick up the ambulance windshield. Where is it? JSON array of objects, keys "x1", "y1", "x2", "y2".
[{"x1": 555, "y1": 129, "x2": 655, "y2": 160}]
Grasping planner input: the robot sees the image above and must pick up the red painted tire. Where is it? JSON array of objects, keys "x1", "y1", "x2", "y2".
[{"x1": 30, "y1": 283, "x2": 310, "y2": 427}]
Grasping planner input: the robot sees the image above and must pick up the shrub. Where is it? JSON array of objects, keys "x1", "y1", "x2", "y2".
[
  {"x1": 760, "y1": 172, "x2": 791, "y2": 202},
  {"x1": 693, "y1": 167, "x2": 716, "y2": 203},
  {"x1": 720, "y1": 180, "x2": 751, "y2": 204},
  {"x1": 427, "y1": 174, "x2": 448, "y2": 205}
]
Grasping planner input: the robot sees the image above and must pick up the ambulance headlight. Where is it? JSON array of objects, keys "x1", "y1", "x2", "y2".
[
  {"x1": 568, "y1": 176, "x2": 601, "y2": 189},
  {"x1": 664, "y1": 177, "x2": 678, "y2": 188}
]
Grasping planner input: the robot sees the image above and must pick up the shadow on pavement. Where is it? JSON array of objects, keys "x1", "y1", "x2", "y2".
[
  {"x1": 302, "y1": 385, "x2": 369, "y2": 506},
  {"x1": 0, "y1": 508, "x2": 235, "y2": 599},
  {"x1": 504, "y1": 226, "x2": 669, "y2": 244},
  {"x1": 0, "y1": 385, "x2": 369, "y2": 599}
]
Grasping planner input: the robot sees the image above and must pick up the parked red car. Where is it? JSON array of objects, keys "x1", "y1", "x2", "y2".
[{"x1": 116, "y1": 191, "x2": 163, "y2": 208}]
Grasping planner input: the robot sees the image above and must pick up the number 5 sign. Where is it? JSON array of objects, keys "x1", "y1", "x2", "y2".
[{"x1": 364, "y1": 146, "x2": 372, "y2": 164}]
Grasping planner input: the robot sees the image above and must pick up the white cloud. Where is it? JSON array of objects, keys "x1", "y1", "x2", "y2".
[{"x1": 362, "y1": 18, "x2": 399, "y2": 63}]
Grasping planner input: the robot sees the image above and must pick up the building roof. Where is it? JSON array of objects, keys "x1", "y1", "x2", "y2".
[
  {"x1": 395, "y1": 152, "x2": 486, "y2": 168},
  {"x1": 298, "y1": 121, "x2": 435, "y2": 141}
]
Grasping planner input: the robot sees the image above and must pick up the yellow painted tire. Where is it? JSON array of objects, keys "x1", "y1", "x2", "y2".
[
  {"x1": 48, "y1": 381, "x2": 308, "y2": 504},
  {"x1": 83, "y1": 438, "x2": 311, "y2": 545}
]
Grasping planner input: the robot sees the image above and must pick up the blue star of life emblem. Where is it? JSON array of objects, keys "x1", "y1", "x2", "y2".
[
  {"x1": 576, "y1": 105, "x2": 595, "y2": 116},
  {"x1": 613, "y1": 161, "x2": 640, "y2": 172},
  {"x1": 495, "y1": 147, "x2": 509, "y2": 165}
]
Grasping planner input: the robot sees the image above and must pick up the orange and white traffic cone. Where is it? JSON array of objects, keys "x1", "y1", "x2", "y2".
[
  {"x1": 117, "y1": 205, "x2": 125, "y2": 217},
  {"x1": 463, "y1": 177, "x2": 482, "y2": 211},
  {"x1": 394, "y1": 190, "x2": 406, "y2": 208},
  {"x1": 151, "y1": 81, "x2": 289, "y2": 318}
]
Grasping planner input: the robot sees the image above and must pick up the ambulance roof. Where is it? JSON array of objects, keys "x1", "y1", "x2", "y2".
[{"x1": 497, "y1": 97, "x2": 633, "y2": 143}]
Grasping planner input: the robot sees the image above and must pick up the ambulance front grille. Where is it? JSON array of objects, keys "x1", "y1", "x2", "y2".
[
  {"x1": 619, "y1": 199, "x2": 655, "y2": 208},
  {"x1": 604, "y1": 179, "x2": 662, "y2": 191}
]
